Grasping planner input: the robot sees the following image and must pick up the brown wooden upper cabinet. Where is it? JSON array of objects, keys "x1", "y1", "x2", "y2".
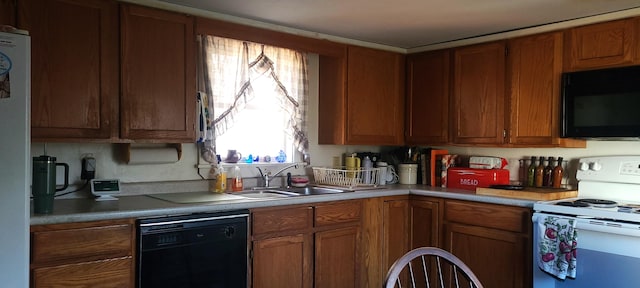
[
  {"x1": 508, "y1": 32, "x2": 585, "y2": 147},
  {"x1": 319, "y1": 46, "x2": 405, "y2": 145},
  {"x1": 452, "y1": 41, "x2": 506, "y2": 145},
  {"x1": 565, "y1": 18, "x2": 639, "y2": 71},
  {"x1": 446, "y1": 34, "x2": 586, "y2": 147},
  {"x1": 405, "y1": 50, "x2": 450, "y2": 145},
  {"x1": 20, "y1": 1, "x2": 196, "y2": 142},
  {"x1": 20, "y1": 0, "x2": 119, "y2": 141},
  {"x1": 120, "y1": 4, "x2": 196, "y2": 142},
  {"x1": 346, "y1": 46, "x2": 405, "y2": 145},
  {"x1": 0, "y1": 0, "x2": 16, "y2": 26}
]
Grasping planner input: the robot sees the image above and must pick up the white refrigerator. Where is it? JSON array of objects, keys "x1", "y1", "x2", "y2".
[{"x1": 0, "y1": 29, "x2": 30, "y2": 287}]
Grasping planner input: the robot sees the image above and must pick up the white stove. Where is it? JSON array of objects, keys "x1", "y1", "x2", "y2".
[
  {"x1": 532, "y1": 156, "x2": 640, "y2": 288},
  {"x1": 534, "y1": 155, "x2": 640, "y2": 223}
]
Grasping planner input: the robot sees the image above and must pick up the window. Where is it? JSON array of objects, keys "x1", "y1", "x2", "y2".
[{"x1": 197, "y1": 36, "x2": 309, "y2": 164}]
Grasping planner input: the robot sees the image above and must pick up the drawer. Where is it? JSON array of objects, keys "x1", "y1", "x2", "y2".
[
  {"x1": 315, "y1": 200, "x2": 362, "y2": 227},
  {"x1": 32, "y1": 257, "x2": 133, "y2": 287},
  {"x1": 444, "y1": 200, "x2": 531, "y2": 233},
  {"x1": 31, "y1": 221, "x2": 133, "y2": 266},
  {"x1": 252, "y1": 206, "x2": 313, "y2": 235}
]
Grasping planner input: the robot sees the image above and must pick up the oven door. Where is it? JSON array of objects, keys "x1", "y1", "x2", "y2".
[{"x1": 533, "y1": 212, "x2": 640, "y2": 288}]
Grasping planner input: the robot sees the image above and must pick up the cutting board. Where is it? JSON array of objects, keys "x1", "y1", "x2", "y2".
[
  {"x1": 476, "y1": 187, "x2": 577, "y2": 200},
  {"x1": 148, "y1": 192, "x2": 247, "y2": 204}
]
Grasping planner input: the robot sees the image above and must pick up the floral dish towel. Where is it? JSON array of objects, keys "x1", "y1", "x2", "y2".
[{"x1": 537, "y1": 215, "x2": 577, "y2": 280}]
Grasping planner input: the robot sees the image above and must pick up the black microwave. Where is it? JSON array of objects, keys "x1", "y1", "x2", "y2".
[{"x1": 561, "y1": 65, "x2": 640, "y2": 139}]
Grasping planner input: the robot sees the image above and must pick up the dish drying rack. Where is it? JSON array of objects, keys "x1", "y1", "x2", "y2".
[{"x1": 311, "y1": 167, "x2": 383, "y2": 189}]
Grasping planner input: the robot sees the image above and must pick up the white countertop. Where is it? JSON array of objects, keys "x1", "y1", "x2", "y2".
[{"x1": 30, "y1": 184, "x2": 536, "y2": 225}]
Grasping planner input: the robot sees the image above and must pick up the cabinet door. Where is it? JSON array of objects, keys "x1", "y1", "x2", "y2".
[
  {"x1": 443, "y1": 223, "x2": 529, "y2": 288},
  {"x1": 565, "y1": 18, "x2": 637, "y2": 71},
  {"x1": 120, "y1": 4, "x2": 196, "y2": 142},
  {"x1": 252, "y1": 234, "x2": 313, "y2": 288},
  {"x1": 20, "y1": 0, "x2": 118, "y2": 140},
  {"x1": 0, "y1": 0, "x2": 16, "y2": 26},
  {"x1": 315, "y1": 226, "x2": 360, "y2": 288},
  {"x1": 508, "y1": 32, "x2": 562, "y2": 146},
  {"x1": 383, "y1": 199, "x2": 409, "y2": 272},
  {"x1": 346, "y1": 46, "x2": 404, "y2": 145},
  {"x1": 410, "y1": 199, "x2": 440, "y2": 249},
  {"x1": 452, "y1": 42, "x2": 506, "y2": 144},
  {"x1": 405, "y1": 50, "x2": 450, "y2": 145}
]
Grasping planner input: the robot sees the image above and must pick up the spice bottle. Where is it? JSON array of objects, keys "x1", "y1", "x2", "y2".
[
  {"x1": 534, "y1": 156, "x2": 545, "y2": 187},
  {"x1": 231, "y1": 166, "x2": 243, "y2": 192},
  {"x1": 527, "y1": 156, "x2": 537, "y2": 187},
  {"x1": 552, "y1": 157, "x2": 564, "y2": 188},
  {"x1": 543, "y1": 156, "x2": 554, "y2": 187}
]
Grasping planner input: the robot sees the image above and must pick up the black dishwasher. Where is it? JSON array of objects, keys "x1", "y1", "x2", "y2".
[{"x1": 137, "y1": 210, "x2": 249, "y2": 288}]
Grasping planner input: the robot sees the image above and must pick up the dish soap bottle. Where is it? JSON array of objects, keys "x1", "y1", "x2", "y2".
[
  {"x1": 214, "y1": 167, "x2": 227, "y2": 193},
  {"x1": 231, "y1": 166, "x2": 243, "y2": 192}
]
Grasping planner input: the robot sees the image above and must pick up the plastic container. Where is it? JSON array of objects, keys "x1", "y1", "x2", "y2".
[
  {"x1": 231, "y1": 166, "x2": 243, "y2": 192},
  {"x1": 362, "y1": 156, "x2": 373, "y2": 184},
  {"x1": 376, "y1": 161, "x2": 388, "y2": 185},
  {"x1": 398, "y1": 163, "x2": 418, "y2": 184}
]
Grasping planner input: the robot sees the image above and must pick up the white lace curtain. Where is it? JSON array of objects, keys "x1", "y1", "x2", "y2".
[{"x1": 197, "y1": 35, "x2": 309, "y2": 165}]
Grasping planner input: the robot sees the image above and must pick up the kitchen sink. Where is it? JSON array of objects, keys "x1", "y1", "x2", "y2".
[
  {"x1": 282, "y1": 186, "x2": 349, "y2": 195},
  {"x1": 234, "y1": 186, "x2": 350, "y2": 199},
  {"x1": 233, "y1": 190, "x2": 301, "y2": 199}
]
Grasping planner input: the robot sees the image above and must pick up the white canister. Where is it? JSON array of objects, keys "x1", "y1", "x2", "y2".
[{"x1": 398, "y1": 163, "x2": 418, "y2": 185}]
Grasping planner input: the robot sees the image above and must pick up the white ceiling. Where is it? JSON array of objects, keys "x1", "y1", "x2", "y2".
[{"x1": 161, "y1": 0, "x2": 640, "y2": 49}]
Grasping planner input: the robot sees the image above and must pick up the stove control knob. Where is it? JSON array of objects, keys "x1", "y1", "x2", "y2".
[
  {"x1": 589, "y1": 162, "x2": 602, "y2": 171},
  {"x1": 579, "y1": 162, "x2": 590, "y2": 171}
]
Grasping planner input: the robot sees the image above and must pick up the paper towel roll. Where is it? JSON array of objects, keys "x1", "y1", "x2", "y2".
[{"x1": 127, "y1": 147, "x2": 180, "y2": 165}]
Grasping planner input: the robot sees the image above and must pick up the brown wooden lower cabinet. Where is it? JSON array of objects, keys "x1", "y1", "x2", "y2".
[
  {"x1": 315, "y1": 226, "x2": 360, "y2": 288},
  {"x1": 383, "y1": 198, "x2": 410, "y2": 272},
  {"x1": 252, "y1": 234, "x2": 313, "y2": 288},
  {"x1": 378, "y1": 196, "x2": 531, "y2": 288},
  {"x1": 251, "y1": 200, "x2": 362, "y2": 288},
  {"x1": 443, "y1": 200, "x2": 532, "y2": 288},
  {"x1": 32, "y1": 257, "x2": 133, "y2": 288},
  {"x1": 30, "y1": 218, "x2": 135, "y2": 288},
  {"x1": 409, "y1": 197, "x2": 441, "y2": 249}
]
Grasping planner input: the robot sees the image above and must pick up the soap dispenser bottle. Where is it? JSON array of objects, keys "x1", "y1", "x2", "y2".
[{"x1": 231, "y1": 166, "x2": 243, "y2": 191}]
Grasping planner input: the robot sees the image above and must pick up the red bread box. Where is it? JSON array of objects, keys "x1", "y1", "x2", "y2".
[{"x1": 446, "y1": 167, "x2": 510, "y2": 191}]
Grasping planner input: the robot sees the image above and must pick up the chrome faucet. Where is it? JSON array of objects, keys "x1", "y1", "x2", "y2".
[{"x1": 256, "y1": 163, "x2": 300, "y2": 188}]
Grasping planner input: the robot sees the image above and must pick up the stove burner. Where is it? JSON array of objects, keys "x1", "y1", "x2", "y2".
[
  {"x1": 554, "y1": 198, "x2": 619, "y2": 208},
  {"x1": 576, "y1": 199, "x2": 618, "y2": 208},
  {"x1": 556, "y1": 201, "x2": 590, "y2": 207}
]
